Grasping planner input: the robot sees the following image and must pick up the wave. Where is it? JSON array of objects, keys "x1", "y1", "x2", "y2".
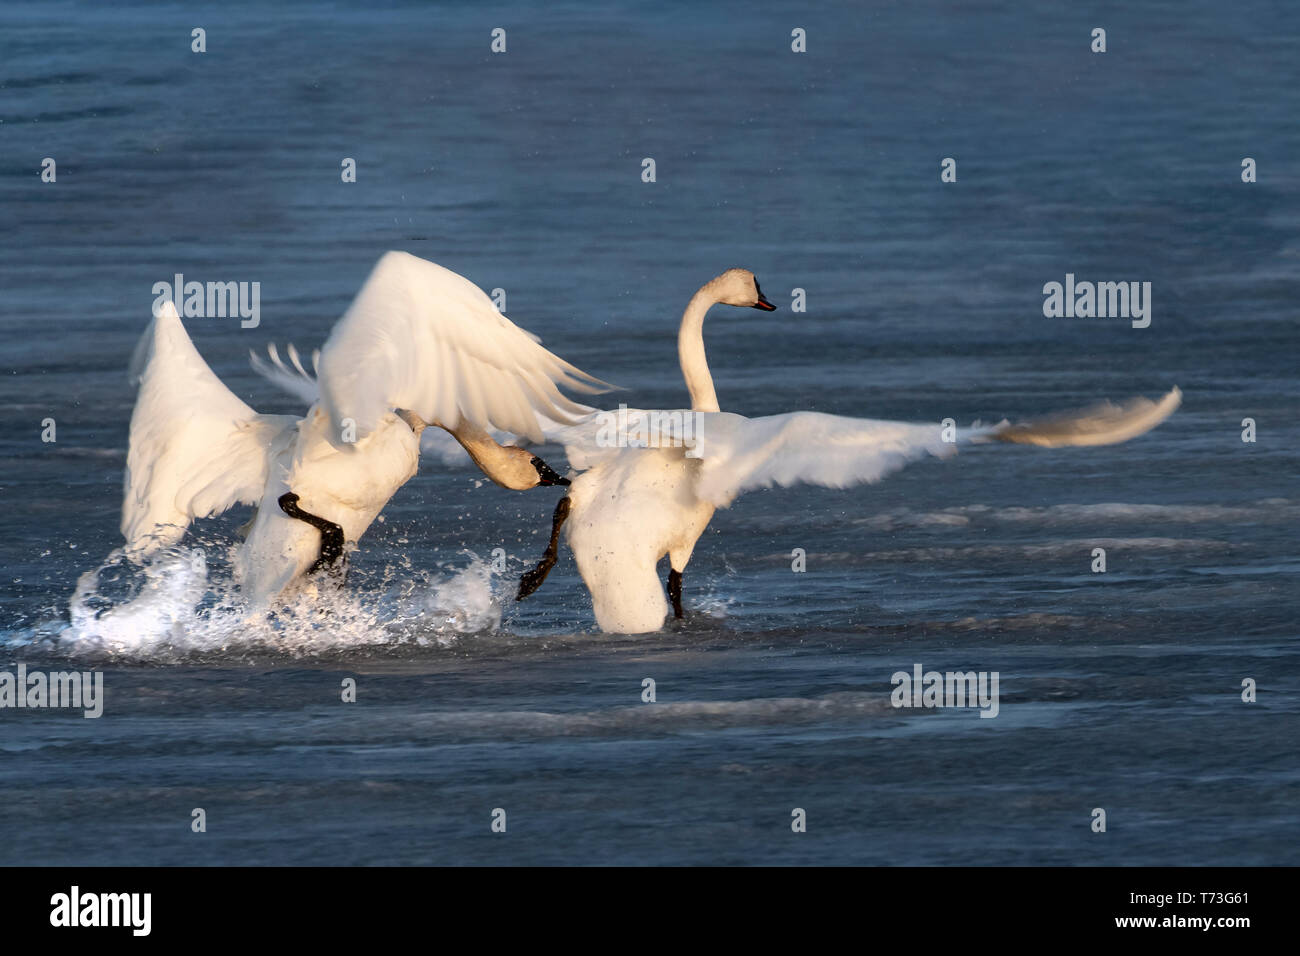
[
  {"x1": 863, "y1": 537, "x2": 1233, "y2": 563},
  {"x1": 269, "y1": 692, "x2": 900, "y2": 740},
  {"x1": 856, "y1": 499, "x2": 1294, "y2": 531},
  {"x1": 397, "y1": 692, "x2": 900, "y2": 736}
]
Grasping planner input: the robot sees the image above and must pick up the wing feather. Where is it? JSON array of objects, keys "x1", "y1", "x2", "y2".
[
  {"x1": 550, "y1": 389, "x2": 1181, "y2": 508},
  {"x1": 978, "y1": 387, "x2": 1182, "y2": 447},
  {"x1": 122, "y1": 303, "x2": 295, "y2": 555},
  {"x1": 249, "y1": 342, "x2": 318, "y2": 407},
  {"x1": 315, "y1": 252, "x2": 611, "y2": 446}
]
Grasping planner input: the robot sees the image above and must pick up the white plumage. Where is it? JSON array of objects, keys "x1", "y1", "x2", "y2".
[
  {"x1": 122, "y1": 252, "x2": 605, "y2": 608},
  {"x1": 313, "y1": 253, "x2": 603, "y2": 446},
  {"x1": 528, "y1": 268, "x2": 1182, "y2": 634},
  {"x1": 122, "y1": 303, "x2": 296, "y2": 551}
]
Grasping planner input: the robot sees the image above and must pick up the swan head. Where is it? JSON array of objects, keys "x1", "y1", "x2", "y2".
[
  {"x1": 709, "y1": 268, "x2": 776, "y2": 311},
  {"x1": 494, "y1": 446, "x2": 571, "y2": 490}
]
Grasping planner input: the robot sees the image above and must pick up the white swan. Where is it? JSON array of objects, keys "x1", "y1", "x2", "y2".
[
  {"x1": 122, "y1": 251, "x2": 606, "y2": 608},
  {"x1": 517, "y1": 268, "x2": 1183, "y2": 634}
]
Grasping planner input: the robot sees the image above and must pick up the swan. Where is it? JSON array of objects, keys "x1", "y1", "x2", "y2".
[
  {"x1": 516, "y1": 268, "x2": 1182, "y2": 634},
  {"x1": 122, "y1": 251, "x2": 607, "y2": 608}
]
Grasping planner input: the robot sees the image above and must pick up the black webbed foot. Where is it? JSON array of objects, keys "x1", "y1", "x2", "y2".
[
  {"x1": 667, "y1": 568, "x2": 683, "y2": 619},
  {"x1": 278, "y1": 492, "x2": 347, "y2": 577},
  {"x1": 516, "y1": 496, "x2": 572, "y2": 601}
]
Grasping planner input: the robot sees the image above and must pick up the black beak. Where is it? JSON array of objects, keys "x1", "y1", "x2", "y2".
[
  {"x1": 531, "y1": 456, "x2": 570, "y2": 486},
  {"x1": 752, "y1": 293, "x2": 777, "y2": 311}
]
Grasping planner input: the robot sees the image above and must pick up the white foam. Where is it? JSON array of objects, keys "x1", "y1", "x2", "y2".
[{"x1": 33, "y1": 547, "x2": 503, "y2": 660}]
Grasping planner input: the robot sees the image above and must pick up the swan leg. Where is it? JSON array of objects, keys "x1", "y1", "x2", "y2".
[
  {"x1": 516, "y1": 495, "x2": 571, "y2": 601},
  {"x1": 278, "y1": 492, "x2": 347, "y2": 577},
  {"x1": 667, "y1": 569, "x2": 684, "y2": 619}
]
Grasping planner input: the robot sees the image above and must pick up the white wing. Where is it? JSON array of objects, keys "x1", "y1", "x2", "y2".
[
  {"x1": 249, "y1": 342, "x2": 593, "y2": 467},
  {"x1": 551, "y1": 388, "x2": 1181, "y2": 507},
  {"x1": 691, "y1": 411, "x2": 959, "y2": 506},
  {"x1": 314, "y1": 251, "x2": 611, "y2": 448},
  {"x1": 547, "y1": 407, "x2": 956, "y2": 506},
  {"x1": 122, "y1": 302, "x2": 297, "y2": 555}
]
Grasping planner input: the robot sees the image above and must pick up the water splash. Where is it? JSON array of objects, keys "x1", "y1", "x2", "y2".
[{"x1": 10, "y1": 546, "x2": 504, "y2": 661}]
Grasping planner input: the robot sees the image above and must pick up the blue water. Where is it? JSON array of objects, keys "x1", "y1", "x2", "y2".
[{"x1": 1, "y1": 0, "x2": 1297, "y2": 865}]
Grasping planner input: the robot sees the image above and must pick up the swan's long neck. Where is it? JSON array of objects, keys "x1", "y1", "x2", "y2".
[
  {"x1": 678, "y1": 286, "x2": 721, "y2": 413},
  {"x1": 400, "y1": 406, "x2": 534, "y2": 488},
  {"x1": 438, "y1": 419, "x2": 539, "y2": 490}
]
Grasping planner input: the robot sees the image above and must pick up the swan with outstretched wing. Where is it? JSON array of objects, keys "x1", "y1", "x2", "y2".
[
  {"x1": 122, "y1": 251, "x2": 608, "y2": 608},
  {"x1": 517, "y1": 268, "x2": 1181, "y2": 634}
]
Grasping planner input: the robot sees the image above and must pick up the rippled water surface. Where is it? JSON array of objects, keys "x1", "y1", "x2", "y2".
[{"x1": 1, "y1": 0, "x2": 1297, "y2": 865}]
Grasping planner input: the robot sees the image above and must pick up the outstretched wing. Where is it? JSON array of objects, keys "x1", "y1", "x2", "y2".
[
  {"x1": 547, "y1": 407, "x2": 957, "y2": 506},
  {"x1": 550, "y1": 388, "x2": 1182, "y2": 507},
  {"x1": 122, "y1": 302, "x2": 296, "y2": 556},
  {"x1": 249, "y1": 342, "x2": 589, "y2": 467},
  {"x1": 690, "y1": 410, "x2": 958, "y2": 506},
  {"x1": 313, "y1": 251, "x2": 611, "y2": 448}
]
